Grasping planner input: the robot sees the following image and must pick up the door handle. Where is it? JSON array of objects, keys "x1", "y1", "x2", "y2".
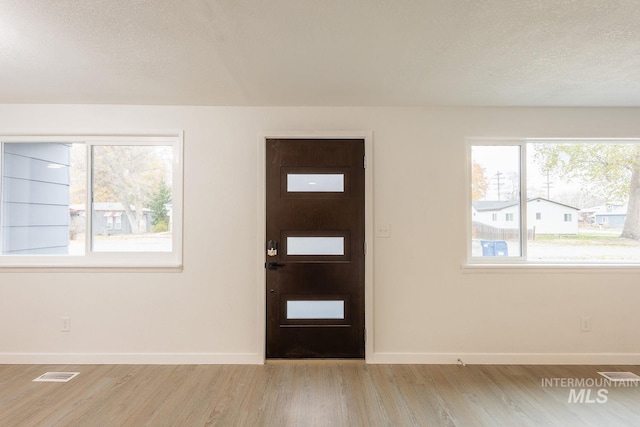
[{"x1": 267, "y1": 262, "x2": 286, "y2": 270}]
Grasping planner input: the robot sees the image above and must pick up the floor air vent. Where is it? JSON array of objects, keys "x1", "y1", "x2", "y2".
[
  {"x1": 598, "y1": 372, "x2": 640, "y2": 382},
  {"x1": 33, "y1": 372, "x2": 80, "y2": 383}
]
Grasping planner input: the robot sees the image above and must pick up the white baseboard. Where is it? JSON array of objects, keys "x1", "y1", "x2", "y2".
[
  {"x1": 369, "y1": 352, "x2": 640, "y2": 365},
  {"x1": 4, "y1": 352, "x2": 638, "y2": 365},
  {"x1": 0, "y1": 353, "x2": 262, "y2": 365}
]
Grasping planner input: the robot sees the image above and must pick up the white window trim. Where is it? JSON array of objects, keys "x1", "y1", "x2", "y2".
[
  {"x1": 464, "y1": 137, "x2": 640, "y2": 272},
  {"x1": 0, "y1": 132, "x2": 183, "y2": 270}
]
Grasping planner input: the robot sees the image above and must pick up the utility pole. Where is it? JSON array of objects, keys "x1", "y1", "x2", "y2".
[
  {"x1": 493, "y1": 171, "x2": 503, "y2": 201},
  {"x1": 545, "y1": 171, "x2": 554, "y2": 199}
]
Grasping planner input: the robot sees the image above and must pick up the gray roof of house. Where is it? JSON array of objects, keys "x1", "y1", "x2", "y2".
[
  {"x1": 473, "y1": 198, "x2": 579, "y2": 212},
  {"x1": 472, "y1": 200, "x2": 518, "y2": 211}
]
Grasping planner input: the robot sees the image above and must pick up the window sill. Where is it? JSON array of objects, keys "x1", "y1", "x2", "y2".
[
  {"x1": 0, "y1": 255, "x2": 182, "y2": 272},
  {"x1": 462, "y1": 262, "x2": 640, "y2": 274},
  {"x1": 0, "y1": 265, "x2": 183, "y2": 273}
]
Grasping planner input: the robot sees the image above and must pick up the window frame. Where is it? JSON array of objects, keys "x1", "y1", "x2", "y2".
[
  {"x1": 0, "y1": 132, "x2": 183, "y2": 270},
  {"x1": 466, "y1": 137, "x2": 640, "y2": 271}
]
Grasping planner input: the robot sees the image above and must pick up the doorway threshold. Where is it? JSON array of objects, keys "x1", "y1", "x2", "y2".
[{"x1": 266, "y1": 359, "x2": 364, "y2": 364}]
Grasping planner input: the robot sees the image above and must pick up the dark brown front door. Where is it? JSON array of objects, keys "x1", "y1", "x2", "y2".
[{"x1": 266, "y1": 138, "x2": 365, "y2": 359}]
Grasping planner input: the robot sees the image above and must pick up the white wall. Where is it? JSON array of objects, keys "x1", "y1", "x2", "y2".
[
  {"x1": 529, "y1": 200, "x2": 578, "y2": 235},
  {"x1": 492, "y1": 205, "x2": 519, "y2": 229},
  {"x1": 1, "y1": 105, "x2": 639, "y2": 365}
]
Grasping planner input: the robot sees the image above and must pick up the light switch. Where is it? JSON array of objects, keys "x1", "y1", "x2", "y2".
[{"x1": 376, "y1": 224, "x2": 391, "y2": 238}]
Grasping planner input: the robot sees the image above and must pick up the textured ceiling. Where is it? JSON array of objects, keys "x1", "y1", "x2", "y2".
[{"x1": 1, "y1": 0, "x2": 640, "y2": 106}]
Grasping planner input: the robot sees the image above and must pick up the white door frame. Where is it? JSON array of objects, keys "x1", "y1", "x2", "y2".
[{"x1": 256, "y1": 131, "x2": 374, "y2": 362}]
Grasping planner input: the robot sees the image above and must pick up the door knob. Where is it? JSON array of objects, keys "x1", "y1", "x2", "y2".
[{"x1": 268, "y1": 262, "x2": 286, "y2": 270}]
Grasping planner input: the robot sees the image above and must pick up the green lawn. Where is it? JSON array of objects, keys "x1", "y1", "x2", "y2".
[{"x1": 534, "y1": 232, "x2": 640, "y2": 247}]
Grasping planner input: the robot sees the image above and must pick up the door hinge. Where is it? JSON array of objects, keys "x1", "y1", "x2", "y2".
[
  {"x1": 364, "y1": 241, "x2": 367, "y2": 256},
  {"x1": 364, "y1": 327, "x2": 367, "y2": 344},
  {"x1": 363, "y1": 155, "x2": 367, "y2": 169}
]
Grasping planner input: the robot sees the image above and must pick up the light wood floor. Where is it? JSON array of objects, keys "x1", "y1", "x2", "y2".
[{"x1": 1, "y1": 363, "x2": 639, "y2": 426}]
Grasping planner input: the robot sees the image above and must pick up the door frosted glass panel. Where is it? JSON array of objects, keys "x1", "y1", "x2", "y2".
[
  {"x1": 287, "y1": 300, "x2": 345, "y2": 319},
  {"x1": 287, "y1": 174, "x2": 344, "y2": 192},
  {"x1": 287, "y1": 237, "x2": 344, "y2": 255}
]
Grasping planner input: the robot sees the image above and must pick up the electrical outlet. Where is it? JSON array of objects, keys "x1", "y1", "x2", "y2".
[
  {"x1": 61, "y1": 317, "x2": 71, "y2": 332},
  {"x1": 581, "y1": 316, "x2": 591, "y2": 332}
]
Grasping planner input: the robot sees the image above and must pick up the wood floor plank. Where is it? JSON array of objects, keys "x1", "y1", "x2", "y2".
[{"x1": 1, "y1": 363, "x2": 640, "y2": 426}]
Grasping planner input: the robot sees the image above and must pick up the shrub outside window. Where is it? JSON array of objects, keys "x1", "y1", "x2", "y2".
[{"x1": 470, "y1": 139, "x2": 640, "y2": 264}]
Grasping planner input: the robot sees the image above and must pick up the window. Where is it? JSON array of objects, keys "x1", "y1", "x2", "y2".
[
  {"x1": 287, "y1": 174, "x2": 344, "y2": 192},
  {"x1": 470, "y1": 139, "x2": 640, "y2": 264},
  {"x1": 0, "y1": 133, "x2": 182, "y2": 268},
  {"x1": 492, "y1": 213, "x2": 497, "y2": 221}
]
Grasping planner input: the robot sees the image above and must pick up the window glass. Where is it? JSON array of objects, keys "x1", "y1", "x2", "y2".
[
  {"x1": 287, "y1": 300, "x2": 345, "y2": 319},
  {"x1": 287, "y1": 174, "x2": 344, "y2": 192},
  {"x1": 471, "y1": 141, "x2": 640, "y2": 263},
  {"x1": 286, "y1": 236, "x2": 345, "y2": 255},
  {"x1": 471, "y1": 145, "x2": 521, "y2": 258},
  {"x1": 91, "y1": 145, "x2": 172, "y2": 252},
  {"x1": 2, "y1": 143, "x2": 85, "y2": 255}
]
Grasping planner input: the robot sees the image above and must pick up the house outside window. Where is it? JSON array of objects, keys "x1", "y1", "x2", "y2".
[{"x1": 470, "y1": 140, "x2": 640, "y2": 264}]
